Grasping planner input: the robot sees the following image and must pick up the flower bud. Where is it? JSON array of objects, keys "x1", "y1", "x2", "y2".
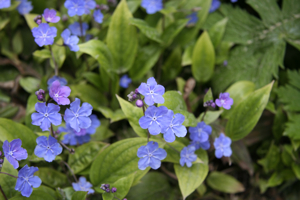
[
  {"x1": 108, "y1": 0, "x2": 117, "y2": 6},
  {"x1": 36, "y1": 19, "x2": 42, "y2": 25},
  {"x1": 136, "y1": 99, "x2": 143, "y2": 108},
  {"x1": 123, "y1": 198, "x2": 127, "y2": 200},
  {"x1": 135, "y1": 88, "x2": 139, "y2": 94},
  {"x1": 105, "y1": 188, "x2": 110, "y2": 193},
  {"x1": 34, "y1": 15, "x2": 42, "y2": 25},
  {"x1": 100, "y1": 184, "x2": 106, "y2": 191},
  {"x1": 111, "y1": 187, "x2": 117, "y2": 193},
  {"x1": 0, "y1": 159, "x2": 3, "y2": 164},
  {"x1": 35, "y1": 89, "x2": 45, "y2": 101},
  {"x1": 127, "y1": 91, "x2": 135, "y2": 102},
  {"x1": 105, "y1": 184, "x2": 110, "y2": 188},
  {"x1": 99, "y1": 4, "x2": 109, "y2": 11}
]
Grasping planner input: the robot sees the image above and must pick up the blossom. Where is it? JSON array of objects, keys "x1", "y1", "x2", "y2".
[
  {"x1": 214, "y1": 133, "x2": 232, "y2": 159},
  {"x1": 72, "y1": 177, "x2": 94, "y2": 194},
  {"x1": 139, "y1": 106, "x2": 171, "y2": 135},
  {"x1": 17, "y1": 0, "x2": 33, "y2": 15},
  {"x1": 2, "y1": 139, "x2": 28, "y2": 169},
  {"x1": 186, "y1": 12, "x2": 198, "y2": 26},
  {"x1": 35, "y1": 89, "x2": 45, "y2": 101},
  {"x1": 47, "y1": 76, "x2": 67, "y2": 87},
  {"x1": 59, "y1": 124, "x2": 91, "y2": 145},
  {"x1": 231, "y1": 0, "x2": 238, "y2": 2},
  {"x1": 34, "y1": 135, "x2": 62, "y2": 162},
  {"x1": 31, "y1": 103, "x2": 62, "y2": 131},
  {"x1": 43, "y1": 8, "x2": 60, "y2": 23},
  {"x1": 93, "y1": 9, "x2": 104, "y2": 23},
  {"x1": 119, "y1": 75, "x2": 132, "y2": 88},
  {"x1": 69, "y1": 22, "x2": 88, "y2": 36},
  {"x1": 49, "y1": 80, "x2": 71, "y2": 105},
  {"x1": 15, "y1": 165, "x2": 42, "y2": 197},
  {"x1": 189, "y1": 140, "x2": 210, "y2": 150},
  {"x1": 84, "y1": 0, "x2": 96, "y2": 14},
  {"x1": 137, "y1": 141, "x2": 167, "y2": 170},
  {"x1": 209, "y1": 0, "x2": 221, "y2": 13},
  {"x1": 0, "y1": 0, "x2": 10, "y2": 9},
  {"x1": 61, "y1": 29, "x2": 80, "y2": 52},
  {"x1": 161, "y1": 110, "x2": 187, "y2": 143},
  {"x1": 180, "y1": 146, "x2": 197, "y2": 167},
  {"x1": 31, "y1": 23, "x2": 57, "y2": 47},
  {"x1": 85, "y1": 114, "x2": 101, "y2": 134},
  {"x1": 189, "y1": 122, "x2": 212, "y2": 143},
  {"x1": 64, "y1": 98, "x2": 93, "y2": 132},
  {"x1": 137, "y1": 77, "x2": 165, "y2": 106},
  {"x1": 141, "y1": 0, "x2": 163, "y2": 14},
  {"x1": 64, "y1": 0, "x2": 85, "y2": 17},
  {"x1": 215, "y1": 92, "x2": 233, "y2": 110}
]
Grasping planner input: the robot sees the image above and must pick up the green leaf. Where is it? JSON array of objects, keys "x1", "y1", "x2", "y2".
[
  {"x1": 192, "y1": 31, "x2": 215, "y2": 82},
  {"x1": 127, "y1": 0, "x2": 141, "y2": 13},
  {"x1": 33, "y1": 49, "x2": 51, "y2": 59},
  {"x1": 163, "y1": 140, "x2": 185, "y2": 163},
  {"x1": 176, "y1": 77, "x2": 186, "y2": 94},
  {"x1": 49, "y1": 40, "x2": 66, "y2": 69},
  {"x1": 161, "y1": 19, "x2": 188, "y2": 47},
  {"x1": 272, "y1": 106, "x2": 287, "y2": 140},
  {"x1": 225, "y1": 82, "x2": 273, "y2": 141},
  {"x1": 173, "y1": 110, "x2": 197, "y2": 127},
  {"x1": 130, "y1": 18, "x2": 162, "y2": 43},
  {"x1": 257, "y1": 142, "x2": 280, "y2": 173},
  {"x1": 19, "y1": 77, "x2": 40, "y2": 93},
  {"x1": 0, "y1": 118, "x2": 37, "y2": 154},
  {"x1": 158, "y1": 91, "x2": 187, "y2": 111},
  {"x1": 34, "y1": 186, "x2": 58, "y2": 200},
  {"x1": 56, "y1": 187, "x2": 75, "y2": 200},
  {"x1": 68, "y1": 141, "x2": 109, "y2": 174},
  {"x1": 284, "y1": 114, "x2": 300, "y2": 140},
  {"x1": 162, "y1": 47, "x2": 182, "y2": 81},
  {"x1": 82, "y1": 72, "x2": 102, "y2": 90},
  {"x1": 107, "y1": 0, "x2": 138, "y2": 73},
  {"x1": 12, "y1": 31, "x2": 23, "y2": 54},
  {"x1": 203, "y1": 88, "x2": 213, "y2": 103},
  {"x1": 174, "y1": 149, "x2": 209, "y2": 199},
  {"x1": 9, "y1": 190, "x2": 56, "y2": 200},
  {"x1": 24, "y1": 14, "x2": 38, "y2": 30},
  {"x1": 0, "y1": 158, "x2": 18, "y2": 199},
  {"x1": 231, "y1": 140, "x2": 254, "y2": 175},
  {"x1": 71, "y1": 191, "x2": 88, "y2": 200},
  {"x1": 208, "y1": 18, "x2": 228, "y2": 48},
  {"x1": 35, "y1": 168, "x2": 69, "y2": 188},
  {"x1": 182, "y1": 45, "x2": 193, "y2": 66},
  {"x1": 292, "y1": 163, "x2": 300, "y2": 179},
  {"x1": 91, "y1": 119, "x2": 115, "y2": 141},
  {"x1": 116, "y1": 95, "x2": 147, "y2": 137},
  {"x1": 0, "y1": 105, "x2": 19, "y2": 118},
  {"x1": 267, "y1": 169, "x2": 295, "y2": 187},
  {"x1": 102, "y1": 174, "x2": 135, "y2": 199},
  {"x1": 198, "y1": 110, "x2": 223, "y2": 125},
  {"x1": 206, "y1": 172, "x2": 245, "y2": 193}
]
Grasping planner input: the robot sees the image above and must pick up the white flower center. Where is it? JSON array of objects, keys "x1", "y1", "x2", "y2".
[
  {"x1": 152, "y1": 117, "x2": 157, "y2": 121},
  {"x1": 150, "y1": 90, "x2": 154, "y2": 94},
  {"x1": 54, "y1": 93, "x2": 59, "y2": 97},
  {"x1": 170, "y1": 124, "x2": 173, "y2": 128},
  {"x1": 8, "y1": 151, "x2": 13, "y2": 156},
  {"x1": 148, "y1": 153, "x2": 153, "y2": 157},
  {"x1": 44, "y1": 113, "x2": 49, "y2": 117},
  {"x1": 221, "y1": 99, "x2": 225, "y2": 104},
  {"x1": 42, "y1": 34, "x2": 47, "y2": 38},
  {"x1": 75, "y1": 114, "x2": 79, "y2": 117}
]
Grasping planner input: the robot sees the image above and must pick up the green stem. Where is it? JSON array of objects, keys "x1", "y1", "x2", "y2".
[{"x1": 49, "y1": 45, "x2": 58, "y2": 76}]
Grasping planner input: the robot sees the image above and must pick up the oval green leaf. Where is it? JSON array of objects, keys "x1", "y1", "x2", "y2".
[
  {"x1": 0, "y1": 158, "x2": 18, "y2": 199},
  {"x1": 206, "y1": 172, "x2": 245, "y2": 193},
  {"x1": 158, "y1": 91, "x2": 187, "y2": 111},
  {"x1": 9, "y1": 190, "x2": 56, "y2": 200},
  {"x1": 71, "y1": 191, "x2": 87, "y2": 200},
  {"x1": 208, "y1": 18, "x2": 228, "y2": 48},
  {"x1": 35, "y1": 168, "x2": 68, "y2": 188}
]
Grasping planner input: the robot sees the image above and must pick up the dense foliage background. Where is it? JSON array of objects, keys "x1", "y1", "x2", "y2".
[{"x1": 0, "y1": 0, "x2": 300, "y2": 199}]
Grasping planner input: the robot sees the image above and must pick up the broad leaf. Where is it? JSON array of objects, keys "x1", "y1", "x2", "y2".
[
  {"x1": 130, "y1": 18, "x2": 162, "y2": 43},
  {"x1": 71, "y1": 191, "x2": 87, "y2": 200},
  {"x1": 9, "y1": 190, "x2": 56, "y2": 200},
  {"x1": 35, "y1": 168, "x2": 68, "y2": 188},
  {"x1": 158, "y1": 91, "x2": 187, "y2": 111},
  {"x1": 102, "y1": 174, "x2": 135, "y2": 199},
  {"x1": 208, "y1": 18, "x2": 228, "y2": 48},
  {"x1": 206, "y1": 172, "x2": 245, "y2": 193},
  {"x1": 0, "y1": 158, "x2": 18, "y2": 199}
]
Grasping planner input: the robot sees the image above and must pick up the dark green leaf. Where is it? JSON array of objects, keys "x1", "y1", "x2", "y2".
[
  {"x1": 9, "y1": 190, "x2": 56, "y2": 200},
  {"x1": 162, "y1": 47, "x2": 182, "y2": 81},
  {"x1": 161, "y1": 19, "x2": 188, "y2": 47},
  {"x1": 71, "y1": 191, "x2": 87, "y2": 200},
  {"x1": 35, "y1": 168, "x2": 68, "y2": 188},
  {"x1": 0, "y1": 158, "x2": 18, "y2": 199},
  {"x1": 206, "y1": 172, "x2": 245, "y2": 193},
  {"x1": 130, "y1": 18, "x2": 162, "y2": 43},
  {"x1": 258, "y1": 142, "x2": 280, "y2": 173}
]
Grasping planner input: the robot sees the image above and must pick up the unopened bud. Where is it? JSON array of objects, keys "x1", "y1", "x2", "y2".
[
  {"x1": 36, "y1": 19, "x2": 42, "y2": 25},
  {"x1": 105, "y1": 188, "x2": 110, "y2": 193},
  {"x1": 99, "y1": 4, "x2": 109, "y2": 11},
  {"x1": 0, "y1": 159, "x2": 3, "y2": 164},
  {"x1": 123, "y1": 198, "x2": 127, "y2": 200},
  {"x1": 108, "y1": 0, "x2": 117, "y2": 6},
  {"x1": 62, "y1": 14, "x2": 68, "y2": 22},
  {"x1": 127, "y1": 91, "x2": 136, "y2": 102},
  {"x1": 135, "y1": 88, "x2": 139, "y2": 94},
  {"x1": 34, "y1": 15, "x2": 42, "y2": 25},
  {"x1": 111, "y1": 187, "x2": 117, "y2": 193},
  {"x1": 35, "y1": 89, "x2": 45, "y2": 101},
  {"x1": 105, "y1": 184, "x2": 110, "y2": 188},
  {"x1": 204, "y1": 100, "x2": 215, "y2": 108},
  {"x1": 136, "y1": 99, "x2": 143, "y2": 108}
]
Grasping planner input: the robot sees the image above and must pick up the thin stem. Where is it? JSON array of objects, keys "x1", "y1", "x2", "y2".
[
  {"x1": 0, "y1": 185, "x2": 8, "y2": 200},
  {"x1": 0, "y1": 172, "x2": 18, "y2": 178},
  {"x1": 49, "y1": 45, "x2": 58, "y2": 76},
  {"x1": 61, "y1": 160, "x2": 78, "y2": 182},
  {"x1": 51, "y1": 124, "x2": 75, "y2": 154},
  {"x1": 113, "y1": 196, "x2": 121, "y2": 200},
  {"x1": 160, "y1": 166, "x2": 178, "y2": 180}
]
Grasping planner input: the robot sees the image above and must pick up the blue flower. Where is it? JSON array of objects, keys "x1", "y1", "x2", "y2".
[
  {"x1": 137, "y1": 141, "x2": 167, "y2": 170},
  {"x1": 214, "y1": 133, "x2": 232, "y2": 159},
  {"x1": 84, "y1": 0, "x2": 96, "y2": 14},
  {"x1": 209, "y1": 0, "x2": 221, "y2": 13},
  {"x1": 86, "y1": 114, "x2": 101, "y2": 134},
  {"x1": 69, "y1": 22, "x2": 88, "y2": 37},
  {"x1": 61, "y1": 29, "x2": 80, "y2": 52},
  {"x1": 31, "y1": 103, "x2": 62, "y2": 131},
  {"x1": 43, "y1": 8, "x2": 60, "y2": 23},
  {"x1": 2, "y1": 139, "x2": 28, "y2": 169},
  {"x1": 119, "y1": 74, "x2": 132, "y2": 88},
  {"x1": 0, "y1": 0, "x2": 11, "y2": 9},
  {"x1": 189, "y1": 122, "x2": 212, "y2": 143},
  {"x1": 31, "y1": 23, "x2": 57, "y2": 47},
  {"x1": 93, "y1": 9, "x2": 104, "y2": 24},
  {"x1": 186, "y1": 12, "x2": 198, "y2": 26},
  {"x1": 49, "y1": 80, "x2": 71, "y2": 105},
  {"x1": 85, "y1": 34, "x2": 93, "y2": 41},
  {"x1": 47, "y1": 76, "x2": 67, "y2": 87},
  {"x1": 15, "y1": 165, "x2": 42, "y2": 197},
  {"x1": 161, "y1": 110, "x2": 187, "y2": 143},
  {"x1": 139, "y1": 106, "x2": 171, "y2": 135},
  {"x1": 180, "y1": 146, "x2": 197, "y2": 167},
  {"x1": 17, "y1": 0, "x2": 33, "y2": 15},
  {"x1": 141, "y1": 0, "x2": 163, "y2": 14},
  {"x1": 64, "y1": 0, "x2": 85, "y2": 17},
  {"x1": 64, "y1": 98, "x2": 93, "y2": 132},
  {"x1": 34, "y1": 135, "x2": 62, "y2": 162},
  {"x1": 231, "y1": 0, "x2": 238, "y2": 2},
  {"x1": 59, "y1": 124, "x2": 91, "y2": 145},
  {"x1": 215, "y1": 92, "x2": 233, "y2": 110},
  {"x1": 137, "y1": 77, "x2": 165, "y2": 106},
  {"x1": 189, "y1": 140, "x2": 210, "y2": 150},
  {"x1": 72, "y1": 177, "x2": 94, "y2": 194}
]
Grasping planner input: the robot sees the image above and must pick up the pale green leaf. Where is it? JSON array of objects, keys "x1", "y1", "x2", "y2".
[{"x1": 206, "y1": 172, "x2": 245, "y2": 193}]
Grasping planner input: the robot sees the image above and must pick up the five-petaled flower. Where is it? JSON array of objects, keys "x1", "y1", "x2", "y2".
[
  {"x1": 34, "y1": 135, "x2": 63, "y2": 162},
  {"x1": 0, "y1": 0, "x2": 11, "y2": 9},
  {"x1": 69, "y1": 22, "x2": 88, "y2": 36},
  {"x1": 31, "y1": 102, "x2": 62, "y2": 131},
  {"x1": 2, "y1": 139, "x2": 28, "y2": 169},
  {"x1": 49, "y1": 80, "x2": 71, "y2": 105},
  {"x1": 189, "y1": 122, "x2": 212, "y2": 143},
  {"x1": 161, "y1": 110, "x2": 187, "y2": 143},
  {"x1": 186, "y1": 12, "x2": 198, "y2": 27},
  {"x1": 84, "y1": 0, "x2": 96, "y2": 14},
  {"x1": 47, "y1": 76, "x2": 67, "y2": 87},
  {"x1": 93, "y1": 9, "x2": 104, "y2": 23},
  {"x1": 141, "y1": 0, "x2": 163, "y2": 14},
  {"x1": 215, "y1": 92, "x2": 233, "y2": 110},
  {"x1": 210, "y1": 0, "x2": 221, "y2": 13},
  {"x1": 15, "y1": 165, "x2": 42, "y2": 197},
  {"x1": 72, "y1": 177, "x2": 95, "y2": 194},
  {"x1": 61, "y1": 29, "x2": 80, "y2": 52},
  {"x1": 17, "y1": 0, "x2": 33, "y2": 15},
  {"x1": 64, "y1": 98, "x2": 93, "y2": 132},
  {"x1": 137, "y1": 141, "x2": 167, "y2": 170},
  {"x1": 180, "y1": 146, "x2": 197, "y2": 167},
  {"x1": 138, "y1": 77, "x2": 165, "y2": 106},
  {"x1": 59, "y1": 124, "x2": 91, "y2": 145},
  {"x1": 214, "y1": 133, "x2": 232, "y2": 159},
  {"x1": 31, "y1": 23, "x2": 57, "y2": 47},
  {"x1": 43, "y1": 8, "x2": 60, "y2": 23},
  {"x1": 119, "y1": 74, "x2": 132, "y2": 88},
  {"x1": 64, "y1": 0, "x2": 85, "y2": 17},
  {"x1": 139, "y1": 106, "x2": 171, "y2": 135}
]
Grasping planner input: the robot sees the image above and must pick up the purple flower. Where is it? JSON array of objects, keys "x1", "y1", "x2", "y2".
[
  {"x1": 59, "y1": 124, "x2": 91, "y2": 145},
  {"x1": 215, "y1": 92, "x2": 233, "y2": 110},
  {"x1": 139, "y1": 106, "x2": 171, "y2": 135},
  {"x1": 31, "y1": 103, "x2": 62, "y2": 131},
  {"x1": 137, "y1": 77, "x2": 165, "y2": 106},
  {"x1": 93, "y1": 9, "x2": 104, "y2": 23},
  {"x1": 17, "y1": 0, "x2": 33, "y2": 15},
  {"x1": 209, "y1": 0, "x2": 221, "y2": 13},
  {"x1": 61, "y1": 29, "x2": 80, "y2": 52},
  {"x1": 15, "y1": 165, "x2": 42, "y2": 197},
  {"x1": 189, "y1": 140, "x2": 210, "y2": 150},
  {"x1": 72, "y1": 177, "x2": 94, "y2": 194},
  {"x1": 189, "y1": 122, "x2": 212, "y2": 143},
  {"x1": 86, "y1": 114, "x2": 101, "y2": 134},
  {"x1": 34, "y1": 135, "x2": 62, "y2": 162},
  {"x1": 0, "y1": 0, "x2": 11, "y2": 9},
  {"x1": 120, "y1": 75, "x2": 132, "y2": 88},
  {"x1": 31, "y1": 23, "x2": 57, "y2": 47},
  {"x1": 47, "y1": 76, "x2": 67, "y2": 87},
  {"x1": 49, "y1": 80, "x2": 71, "y2": 105},
  {"x1": 84, "y1": 0, "x2": 96, "y2": 14},
  {"x1": 64, "y1": 0, "x2": 85, "y2": 17},
  {"x1": 35, "y1": 89, "x2": 45, "y2": 101},
  {"x1": 43, "y1": 8, "x2": 60, "y2": 23},
  {"x1": 64, "y1": 98, "x2": 93, "y2": 132},
  {"x1": 137, "y1": 141, "x2": 167, "y2": 170},
  {"x1": 180, "y1": 146, "x2": 197, "y2": 167},
  {"x1": 69, "y1": 22, "x2": 88, "y2": 37},
  {"x1": 2, "y1": 139, "x2": 28, "y2": 169},
  {"x1": 141, "y1": 0, "x2": 163, "y2": 14},
  {"x1": 203, "y1": 100, "x2": 216, "y2": 108},
  {"x1": 186, "y1": 12, "x2": 198, "y2": 26},
  {"x1": 161, "y1": 110, "x2": 187, "y2": 143},
  {"x1": 214, "y1": 133, "x2": 232, "y2": 159}
]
